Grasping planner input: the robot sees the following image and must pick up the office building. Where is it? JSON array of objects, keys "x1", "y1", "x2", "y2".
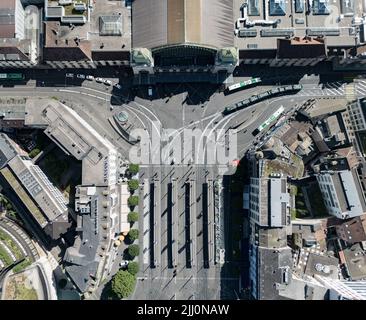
[{"x1": 317, "y1": 170, "x2": 366, "y2": 219}]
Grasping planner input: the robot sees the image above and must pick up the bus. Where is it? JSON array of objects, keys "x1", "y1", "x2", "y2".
[
  {"x1": 225, "y1": 77, "x2": 261, "y2": 94},
  {"x1": 0, "y1": 73, "x2": 25, "y2": 81},
  {"x1": 252, "y1": 106, "x2": 285, "y2": 136}
]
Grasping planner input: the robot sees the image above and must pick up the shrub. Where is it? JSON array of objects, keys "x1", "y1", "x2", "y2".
[
  {"x1": 128, "y1": 244, "x2": 140, "y2": 258},
  {"x1": 128, "y1": 164, "x2": 139, "y2": 176},
  {"x1": 128, "y1": 179, "x2": 139, "y2": 192},
  {"x1": 128, "y1": 196, "x2": 139, "y2": 208},
  {"x1": 128, "y1": 229, "x2": 139, "y2": 242},
  {"x1": 127, "y1": 262, "x2": 139, "y2": 276},
  {"x1": 127, "y1": 212, "x2": 139, "y2": 224}
]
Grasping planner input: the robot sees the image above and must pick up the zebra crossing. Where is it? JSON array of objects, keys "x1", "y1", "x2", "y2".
[{"x1": 296, "y1": 81, "x2": 366, "y2": 98}]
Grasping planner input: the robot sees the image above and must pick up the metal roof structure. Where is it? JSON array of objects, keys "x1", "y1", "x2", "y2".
[
  {"x1": 99, "y1": 15, "x2": 122, "y2": 36},
  {"x1": 132, "y1": 0, "x2": 234, "y2": 49}
]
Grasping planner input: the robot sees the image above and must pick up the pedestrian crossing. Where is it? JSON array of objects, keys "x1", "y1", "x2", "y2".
[{"x1": 296, "y1": 81, "x2": 366, "y2": 98}]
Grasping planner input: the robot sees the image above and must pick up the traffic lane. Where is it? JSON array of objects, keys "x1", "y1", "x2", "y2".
[
  {"x1": 0, "y1": 86, "x2": 133, "y2": 156},
  {"x1": 235, "y1": 96, "x2": 309, "y2": 156}
]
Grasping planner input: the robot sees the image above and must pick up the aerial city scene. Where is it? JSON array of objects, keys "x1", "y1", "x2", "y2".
[{"x1": 1, "y1": 0, "x2": 366, "y2": 304}]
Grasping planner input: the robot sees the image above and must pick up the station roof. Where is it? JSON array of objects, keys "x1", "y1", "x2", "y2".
[{"x1": 132, "y1": 0, "x2": 234, "y2": 50}]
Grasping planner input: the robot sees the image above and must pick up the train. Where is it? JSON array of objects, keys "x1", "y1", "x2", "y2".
[
  {"x1": 222, "y1": 84, "x2": 302, "y2": 115},
  {"x1": 225, "y1": 77, "x2": 262, "y2": 94},
  {"x1": 0, "y1": 73, "x2": 25, "y2": 81}
]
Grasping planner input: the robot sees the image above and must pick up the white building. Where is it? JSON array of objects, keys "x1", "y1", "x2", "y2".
[
  {"x1": 249, "y1": 175, "x2": 290, "y2": 227},
  {"x1": 316, "y1": 170, "x2": 366, "y2": 219}
]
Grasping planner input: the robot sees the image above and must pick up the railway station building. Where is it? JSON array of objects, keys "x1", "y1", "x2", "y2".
[{"x1": 130, "y1": 0, "x2": 239, "y2": 83}]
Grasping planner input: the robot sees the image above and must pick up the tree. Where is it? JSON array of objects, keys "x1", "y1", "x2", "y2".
[
  {"x1": 128, "y1": 229, "x2": 139, "y2": 242},
  {"x1": 128, "y1": 196, "x2": 139, "y2": 208},
  {"x1": 128, "y1": 244, "x2": 140, "y2": 258},
  {"x1": 111, "y1": 270, "x2": 136, "y2": 299},
  {"x1": 129, "y1": 164, "x2": 139, "y2": 176},
  {"x1": 127, "y1": 262, "x2": 139, "y2": 276},
  {"x1": 29, "y1": 148, "x2": 41, "y2": 159},
  {"x1": 127, "y1": 212, "x2": 139, "y2": 224},
  {"x1": 58, "y1": 278, "x2": 68, "y2": 289},
  {"x1": 128, "y1": 179, "x2": 139, "y2": 192}
]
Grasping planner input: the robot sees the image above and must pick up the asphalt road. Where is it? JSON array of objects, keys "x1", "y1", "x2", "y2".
[{"x1": 2, "y1": 68, "x2": 366, "y2": 299}]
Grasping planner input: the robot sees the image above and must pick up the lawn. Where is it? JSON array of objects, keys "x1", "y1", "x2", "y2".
[
  {"x1": 263, "y1": 157, "x2": 304, "y2": 179},
  {"x1": 5, "y1": 276, "x2": 38, "y2": 300},
  {"x1": 0, "y1": 242, "x2": 13, "y2": 267},
  {"x1": 294, "y1": 189, "x2": 310, "y2": 218},
  {"x1": 12, "y1": 258, "x2": 32, "y2": 273},
  {"x1": 0, "y1": 229, "x2": 23, "y2": 260}
]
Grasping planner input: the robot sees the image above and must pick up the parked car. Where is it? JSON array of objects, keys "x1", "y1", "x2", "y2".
[
  {"x1": 114, "y1": 83, "x2": 122, "y2": 90},
  {"x1": 77, "y1": 74, "x2": 85, "y2": 79},
  {"x1": 86, "y1": 75, "x2": 94, "y2": 81},
  {"x1": 103, "y1": 79, "x2": 112, "y2": 86},
  {"x1": 119, "y1": 260, "x2": 129, "y2": 268},
  {"x1": 66, "y1": 73, "x2": 74, "y2": 78},
  {"x1": 95, "y1": 77, "x2": 104, "y2": 83}
]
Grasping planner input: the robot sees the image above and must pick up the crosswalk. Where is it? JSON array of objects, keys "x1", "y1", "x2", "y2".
[{"x1": 297, "y1": 81, "x2": 366, "y2": 98}]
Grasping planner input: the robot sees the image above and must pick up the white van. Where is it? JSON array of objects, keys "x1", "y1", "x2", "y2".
[{"x1": 148, "y1": 86, "x2": 153, "y2": 97}]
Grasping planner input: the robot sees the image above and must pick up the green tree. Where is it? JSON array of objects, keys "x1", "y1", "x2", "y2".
[
  {"x1": 129, "y1": 164, "x2": 139, "y2": 176},
  {"x1": 128, "y1": 229, "x2": 139, "y2": 242},
  {"x1": 127, "y1": 212, "x2": 139, "y2": 224},
  {"x1": 111, "y1": 270, "x2": 136, "y2": 299},
  {"x1": 128, "y1": 196, "x2": 139, "y2": 208},
  {"x1": 128, "y1": 179, "x2": 139, "y2": 192},
  {"x1": 29, "y1": 148, "x2": 41, "y2": 159},
  {"x1": 128, "y1": 244, "x2": 140, "y2": 258},
  {"x1": 127, "y1": 262, "x2": 139, "y2": 276}
]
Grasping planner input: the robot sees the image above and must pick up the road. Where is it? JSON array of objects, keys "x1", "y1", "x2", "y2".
[{"x1": 2, "y1": 68, "x2": 366, "y2": 299}]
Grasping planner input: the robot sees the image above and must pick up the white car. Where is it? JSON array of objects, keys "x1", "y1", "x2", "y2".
[
  {"x1": 119, "y1": 260, "x2": 129, "y2": 268},
  {"x1": 103, "y1": 79, "x2": 112, "y2": 86},
  {"x1": 95, "y1": 77, "x2": 104, "y2": 83},
  {"x1": 114, "y1": 83, "x2": 122, "y2": 90},
  {"x1": 66, "y1": 73, "x2": 74, "y2": 78},
  {"x1": 77, "y1": 74, "x2": 85, "y2": 79},
  {"x1": 86, "y1": 75, "x2": 94, "y2": 81}
]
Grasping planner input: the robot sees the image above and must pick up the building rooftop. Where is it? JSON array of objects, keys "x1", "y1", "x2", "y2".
[
  {"x1": 234, "y1": 0, "x2": 363, "y2": 54},
  {"x1": 336, "y1": 215, "x2": 366, "y2": 245},
  {"x1": 303, "y1": 253, "x2": 340, "y2": 279},
  {"x1": 0, "y1": 133, "x2": 17, "y2": 169},
  {"x1": 343, "y1": 243, "x2": 366, "y2": 280},
  {"x1": 41, "y1": 102, "x2": 118, "y2": 186},
  {"x1": 43, "y1": 0, "x2": 131, "y2": 63},
  {"x1": 256, "y1": 246, "x2": 293, "y2": 300},
  {"x1": 132, "y1": 0, "x2": 234, "y2": 49},
  {"x1": 0, "y1": 0, "x2": 16, "y2": 39}
]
